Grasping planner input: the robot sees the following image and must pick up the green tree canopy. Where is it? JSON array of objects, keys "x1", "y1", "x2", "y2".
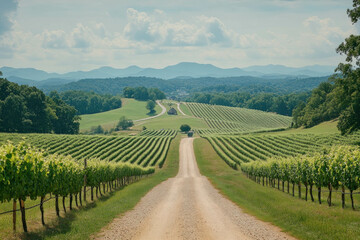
[
  {"x1": 180, "y1": 124, "x2": 191, "y2": 132},
  {"x1": 122, "y1": 87, "x2": 166, "y2": 101},
  {"x1": 50, "y1": 90, "x2": 122, "y2": 115},
  {"x1": 335, "y1": 0, "x2": 360, "y2": 134},
  {"x1": 146, "y1": 100, "x2": 156, "y2": 113},
  {"x1": 116, "y1": 116, "x2": 134, "y2": 130},
  {"x1": 0, "y1": 77, "x2": 79, "y2": 134}
]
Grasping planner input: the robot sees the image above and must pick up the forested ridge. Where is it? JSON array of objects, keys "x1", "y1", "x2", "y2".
[
  {"x1": 50, "y1": 90, "x2": 122, "y2": 115},
  {"x1": 42, "y1": 75, "x2": 328, "y2": 97},
  {"x1": 0, "y1": 72, "x2": 80, "y2": 134}
]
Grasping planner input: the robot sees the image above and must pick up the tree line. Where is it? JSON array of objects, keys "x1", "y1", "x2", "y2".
[
  {"x1": 49, "y1": 90, "x2": 122, "y2": 115},
  {"x1": 123, "y1": 87, "x2": 166, "y2": 101},
  {"x1": 187, "y1": 91, "x2": 310, "y2": 116},
  {"x1": 44, "y1": 75, "x2": 327, "y2": 100},
  {"x1": 293, "y1": 1, "x2": 360, "y2": 135},
  {"x1": 0, "y1": 73, "x2": 80, "y2": 134}
]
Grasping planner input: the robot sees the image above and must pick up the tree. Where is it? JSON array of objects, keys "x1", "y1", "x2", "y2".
[
  {"x1": 0, "y1": 77, "x2": 79, "y2": 134},
  {"x1": 116, "y1": 116, "x2": 134, "y2": 130},
  {"x1": 335, "y1": 0, "x2": 360, "y2": 134},
  {"x1": 90, "y1": 125, "x2": 104, "y2": 134},
  {"x1": 1, "y1": 93, "x2": 26, "y2": 132},
  {"x1": 180, "y1": 124, "x2": 191, "y2": 132},
  {"x1": 146, "y1": 100, "x2": 156, "y2": 113},
  {"x1": 50, "y1": 101, "x2": 80, "y2": 134},
  {"x1": 123, "y1": 87, "x2": 135, "y2": 98},
  {"x1": 133, "y1": 87, "x2": 149, "y2": 101}
]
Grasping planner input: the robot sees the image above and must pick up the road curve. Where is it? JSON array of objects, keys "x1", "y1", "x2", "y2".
[
  {"x1": 95, "y1": 138, "x2": 295, "y2": 240},
  {"x1": 176, "y1": 102, "x2": 186, "y2": 116},
  {"x1": 133, "y1": 100, "x2": 166, "y2": 123}
]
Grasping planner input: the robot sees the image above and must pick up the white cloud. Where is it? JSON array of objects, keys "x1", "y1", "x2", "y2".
[
  {"x1": 42, "y1": 30, "x2": 69, "y2": 49},
  {"x1": 0, "y1": 0, "x2": 18, "y2": 36},
  {"x1": 0, "y1": 3, "x2": 356, "y2": 71},
  {"x1": 124, "y1": 8, "x2": 160, "y2": 42},
  {"x1": 123, "y1": 8, "x2": 237, "y2": 47},
  {"x1": 71, "y1": 24, "x2": 94, "y2": 48},
  {"x1": 94, "y1": 23, "x2": 106, "y2": 38},
  {"x1": 200, "y1": 16, "x2": 233, "y2": 45},
  {"x1": 303, "y1": 16, "x2": 346, "y2": 44}
]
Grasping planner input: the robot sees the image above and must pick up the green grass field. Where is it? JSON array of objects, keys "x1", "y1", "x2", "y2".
[
  {"x1": 79, "y1": 98, "x2": 161, "y2": 131},
  {"x1": 179, "y1": 102, "x2": 193, "y2": 116},
  {"x1": 194, "y1": 137, "x2": 360, "y2": 240}
]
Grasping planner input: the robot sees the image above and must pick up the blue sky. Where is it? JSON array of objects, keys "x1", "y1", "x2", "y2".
[{"x1": 0, "y1": 0, "x2": 357, "y2": 72}]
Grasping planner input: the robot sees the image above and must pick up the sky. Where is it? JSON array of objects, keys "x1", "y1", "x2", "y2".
[{"x1": 0, "y1": 0, "x2": 358, "y2": 73}]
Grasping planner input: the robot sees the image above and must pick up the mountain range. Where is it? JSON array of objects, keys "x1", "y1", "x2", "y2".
[{"x1": 0, "y1": 62, "x2": 336, "y2": 87}]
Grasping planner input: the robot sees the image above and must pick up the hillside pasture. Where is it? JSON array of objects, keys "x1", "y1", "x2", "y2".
[{"x1": 79, "y1": 98, "x2": 161, "y2": 131}]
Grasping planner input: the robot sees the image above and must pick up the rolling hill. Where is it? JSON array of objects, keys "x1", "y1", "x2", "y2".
[{"x1": 1, "y1": 62, "x2": 335, "y2": 83}]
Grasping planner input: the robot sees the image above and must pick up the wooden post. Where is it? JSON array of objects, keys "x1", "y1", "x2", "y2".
[
  {"x1": 55, "y1": 194, "x2": 60, "y2": 216},
  {"x1": 13, "y1": 199, "x2": 16, "y2": 231},
  {"x1": 19, "y1": 199, "x2": 27, "y2": 232},
  {"x1": 40, "y1": 196, "x2": 45, "y2": 225},
  {"x1": 342, "y1": 186, "x2": 345, "y2": 209},
  {"x1": 84, "y1": 159, "x2": 87, "y2": 202}
]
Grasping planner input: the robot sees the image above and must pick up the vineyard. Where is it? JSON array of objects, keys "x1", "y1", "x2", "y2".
[
  {"x1": 186, "y1": 103, "x2": 292, "y2": 135},
  {"x1": 241, "y1": 145, "x2": 360, "y2": 209},
  {"x1": 0, "y1": 141, "x2": 154, "y2": 232},
  {"x1": 205, "y1": 132, "x2": 360, "y2": 169},
  {"x1": 139, "y1": 129, "x2": 177, "y2": 137},
  {"x1": 0, "y1": 130, "x2": 177, "y2": 233},
  {"x1": 0, "y1": 130, "x2": 176, "y2": 168}
]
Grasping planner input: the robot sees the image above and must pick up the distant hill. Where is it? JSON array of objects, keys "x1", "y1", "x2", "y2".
[
  {"x1": 7, "y1": 76, "x2": 77, "y2": 87},
  {"x1": 1, "y1": 62, "x2": 335, "y2": 82},
  {"x1": 132, "y1": 62, "x2": 259, "y2": 79},
  {"x1": 41, "y1": 75, "x2": 329, "y2": 97},
  {"x1": 0, "y1": 67, "x2": 61, "y2": 81},
  {"x1": 243, "y1": 64, "x2": 335, "y2": 77}
]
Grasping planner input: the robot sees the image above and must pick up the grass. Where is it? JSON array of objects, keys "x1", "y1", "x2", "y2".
[
  {"x1": 194, "y1": 137, "x2": 360, "y2": 240},
  {"x1": 79, "y1": 98, "x2": 161, "y2": 131},
  {"x1": 268, "y1": 120, "x2": 340, "y2": 136},
  {"x1": 1, "y1": 135, "x2": 181, "y2": 240},
  {"x1": 179, "y1": 102, "x2": 193, "y2": 116}
]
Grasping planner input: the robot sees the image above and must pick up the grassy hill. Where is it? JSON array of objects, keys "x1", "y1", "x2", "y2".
[
  {"x1": 186, "y1": 102, "x2": 292, "y2": 135},
  {"x1": 79, "y1": 98, "x2": 161, "y2": 131}
]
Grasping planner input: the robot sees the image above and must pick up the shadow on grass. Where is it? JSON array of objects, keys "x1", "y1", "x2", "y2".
[
  {"x1": 146, "y1": 110, "x2": 157, "y2": 116},
  {"x1": 21, "y1": 191, "x2": 118, "y2": 240}
]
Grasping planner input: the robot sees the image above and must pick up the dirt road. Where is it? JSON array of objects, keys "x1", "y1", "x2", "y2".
[
  {"x1": 95, "y1": 138, "x2": 295, "y2": 240},
  {"x1": 177, "y1": 102, "x2": 186, "y2": 116},
  {"x1": 133, "y1": 100, "x2": 166, "y2": 123}
]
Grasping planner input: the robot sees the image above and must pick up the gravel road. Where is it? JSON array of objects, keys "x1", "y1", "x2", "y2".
[
  {"x1": 94, "y1": 138, "x2": 296, "y2": 240},
  {"x1": 133, "y1": 100, "x2": 166, "y2": 123},
  {"x1": 176, "y1": 102, "x2": 186, "y2": 116}
]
